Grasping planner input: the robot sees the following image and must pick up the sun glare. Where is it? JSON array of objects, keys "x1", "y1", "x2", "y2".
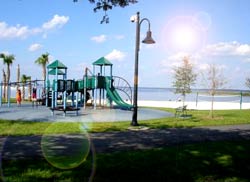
[
  {"x1": 162, "y1": 15, "x2": 207, "y2": 53},
  {"x1": 173, "y1": 26, "x2": 197, "y2": 49}
]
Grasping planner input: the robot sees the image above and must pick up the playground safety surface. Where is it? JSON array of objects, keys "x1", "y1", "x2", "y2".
[{"x1": 0, "y1": 103, "x2": 173, "y2": 122}]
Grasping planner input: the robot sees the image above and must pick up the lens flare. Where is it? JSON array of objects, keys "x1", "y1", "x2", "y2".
[{"x1": 41, "y1": 122, "x2": 90, "y2": 169}]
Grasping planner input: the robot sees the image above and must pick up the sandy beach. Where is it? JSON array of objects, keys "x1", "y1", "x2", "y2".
[
  {"x1": 138, "y1": 100, "x2": 250, "y2": 110},
  {"x1": 95, "y1": 99, "x2": 250, "y2": 110}
]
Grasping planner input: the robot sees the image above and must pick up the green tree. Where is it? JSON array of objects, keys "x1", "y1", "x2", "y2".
[
  {"x1": 245, "y1": 77, "x2": 250, "y2": 89},
  {"x1": 35, "y1": 53, "x2": 49, "y2": 81},
  {"x1": 203, "y1": 64, "x2": 227, "y2": 118},
  {"x1": 17, "y1": 64, "x2": 20, "y2": 91},
  {"x1": 74, "y1": 0, "x2": 138, "y2": 23},
  {"x1": 2, "y1": 69, "x2": 6, "y2": 100},
  {"x1": 21, "y1": 74, "x2": 31, "y2": 101},
  {"x1": 0, "y1": 53, "x2": 15, "y2": 101},
  {"x1": 173, "y1": 57, "x2": 197, "y2": 106},
  {"x1": 28, "y1": 77, "x2": 32, "y2": 101},
  {"x1": 75, "y1": 0, "x2": 137, "y2": 10}
]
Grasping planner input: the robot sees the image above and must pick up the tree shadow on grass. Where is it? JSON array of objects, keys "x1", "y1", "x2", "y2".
[
  {"x1": 1, "y1": 126, "x2": 250, "y2": 181},
  {"x1": 0, "y1": 134, "x2": 95, "y2": 182},
  {"x1": 93, "y1": 140, "x2": 250, "y2": 182}
]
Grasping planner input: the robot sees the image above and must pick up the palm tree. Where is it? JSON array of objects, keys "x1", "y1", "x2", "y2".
[
  {"x1": 35, "y1": 53, "x2": 49, "y2": 96},
  {"x1": 16, "y1": 64, "x2": 20, "y2": 91},
  {"x1": 0, "y1": 53, "x2": 15, "y2": 101},
  {"x1": 21, "y1": 74, "x2": 31, "y2": 101},
  {"x1": 28, "y1": 76, "x2": 32, "y2": 101},
  {"x1": 2, "y1": 69, "x2": 6, "y2": 100},
  {"x1": 35, "y1": 53, "x2": 49, "y2": 81}
]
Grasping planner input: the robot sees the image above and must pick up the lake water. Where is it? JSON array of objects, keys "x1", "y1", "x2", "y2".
[
  {"x1": 4, "y1": 86, "x2": 250, "y2": 103},
  {"x1": 137, "y1": 87, "x2": 250, "y2": 103}
]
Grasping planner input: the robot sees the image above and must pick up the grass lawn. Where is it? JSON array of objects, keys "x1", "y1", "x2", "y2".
[
  {"x1": 1, "y1": 108, "x2": 250, "y2": 181},
  {"x1": 1, "y1": 108, "x2": 250, "y2": 135},
  {"x1": 1, "y1": 140, "x2": 250, "y2": 182}
]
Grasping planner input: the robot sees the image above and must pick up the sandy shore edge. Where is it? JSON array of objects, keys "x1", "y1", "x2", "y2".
[{"x1": 138, "y1": 100, "x2": 250, "y2": 110}]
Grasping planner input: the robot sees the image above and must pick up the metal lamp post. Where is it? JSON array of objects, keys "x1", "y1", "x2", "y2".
[{"x1": 131, "y1": 12, "x2": 155, "y2": 126}]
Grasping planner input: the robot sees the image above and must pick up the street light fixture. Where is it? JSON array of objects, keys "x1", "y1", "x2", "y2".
[{"x1": 131, "y1": 12, "x2": 155, "y2": 126}]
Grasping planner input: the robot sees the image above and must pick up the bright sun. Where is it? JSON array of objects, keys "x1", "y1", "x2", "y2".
[
  {"x1": 172, "y1": 26, "x2": 197, "y2": 49},
  {"x1": 162, "y1": 16, "x2": 206, "y2": 53}
]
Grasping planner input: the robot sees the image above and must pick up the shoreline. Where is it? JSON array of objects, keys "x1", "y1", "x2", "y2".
[
  {"x1": 1, "y1": 99, "x2": 249, "y2": 110},
  {"x1": 138, "y1": 100, "x2": 250, "y2": 110}
]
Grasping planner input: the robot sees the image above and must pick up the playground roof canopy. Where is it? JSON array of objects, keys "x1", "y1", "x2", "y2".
[
  {"x1": 92, "y1": 57, "x2": 113, "y2": 66},
  {"x1": 47, "y1": 60, "x2": 67, "y2": 69},
  {"x1": 48, "y1": 69, "x2": 65, "y2": 75}
]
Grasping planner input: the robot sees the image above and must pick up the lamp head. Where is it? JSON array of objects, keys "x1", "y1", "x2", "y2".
[
  {"x1": 142, "y1": 30, "x2": 155, "y2": 44},
  {"x1": 130, "y1": 15, "x2": 137, "y2": 22}
]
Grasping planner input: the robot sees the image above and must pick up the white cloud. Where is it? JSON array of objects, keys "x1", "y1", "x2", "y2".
[
  {"x1": 235, "y1": 44, "x2": 250, "y2": 56},
  {"x1": 91, "y1": 34, "x2": 107, "y2": 43},
  {"x1": 42, "y1": 14, "x2": 69, "y2": 30},
  {"x1": 28, "y1": 43, "x2": 42, "y2": 52},
  {"x1": 0, "y1": 22, "x2": 40, "y2": 39},
  {"x1": 105, "y1": 49, "x2": 126, "y2": 61},
  {"x1": 161, "y1": 52, "x2": 200, "y2": 69},
  {"x1": 0, "y1": 14, "x2": 69, "y2": 40},
  {"x1": 202, "y1": 41, "x2": 250, "y2": 57}
]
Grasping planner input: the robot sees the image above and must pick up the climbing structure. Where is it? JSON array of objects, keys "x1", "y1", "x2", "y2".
[
  {"x1": 46, "y1": 60, "x2": 67, "y2": 107},
  {"x1": 92, "y1": 57, "x2": 133, "y2": 110},
  {"x1": 45, "y1": 57, "x2": 133, "y2": 114}
]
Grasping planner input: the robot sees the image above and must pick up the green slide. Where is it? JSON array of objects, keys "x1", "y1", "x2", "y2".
[{"x1": 105, "y1": 78, "x2": 133, "y2": 110}]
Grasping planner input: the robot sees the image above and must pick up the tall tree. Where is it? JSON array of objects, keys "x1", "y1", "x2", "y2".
[
  {"x1": 21, "y1": 74, "x2": 31, "y2": 101},
  {"x1": 74, "y1": 0, "x2": 138, "y2": 23},
  {"x1": 16, "y1": 64, "x2": 20, "y2": 91},
  {"x1": 2, "y1": 69, "x2": 6, "y2": 100},
  {"x1": 173, "y1": 57, "x2": 197, "y2": 106},
  {"x1": 0, "y1": 53, "x2": 15, "y2": 101},
  {"x1": 75, "y1": 0, "x2": 137, "y2": 10},
  {"x1": 245, "y1": 77, "x2": 250, "y2": 89},
  {"x1": 204, "y1": 64, "x2": 227, "y2": 118},
  {"x1": 35, "y1": 53, "x2": 49, "y2": 81},
  {"x1": 28, "y1": 77, "x2": 32, "y2": 101}
]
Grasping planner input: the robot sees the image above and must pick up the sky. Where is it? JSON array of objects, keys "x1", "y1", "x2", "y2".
[{"x1": 1, "y1": 0, "x2": 250, "y2": 90}]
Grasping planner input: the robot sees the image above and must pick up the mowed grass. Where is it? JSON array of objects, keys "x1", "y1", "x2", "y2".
[
  {"x1": 1, "y1": 108, "x2": 250, "y2": 181},
  {"x1": 1, "y1": 140, "x2": 250, "y2": 182},
  {"x1": 1, "y1": 108, "x2": 250, "y2": 135},
  {"x1": 141, "y1": 108, "x2": 250, "y2": 128}
]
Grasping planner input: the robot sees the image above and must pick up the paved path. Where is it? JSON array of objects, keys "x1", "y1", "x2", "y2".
[
  {"x1": 1, "y1": 124, "x2": 250, "y2": 160},
  {"x1": 0, "y1": 104, "x2": 173, "y2": 122}
]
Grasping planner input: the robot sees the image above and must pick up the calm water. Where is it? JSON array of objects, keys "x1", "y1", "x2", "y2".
[
  {"x1": 6, "y1": 86, "x2": 250, "y2": 103},
  {"x1": 137, "y1": 87, "x2": 250, "y2": 103}
]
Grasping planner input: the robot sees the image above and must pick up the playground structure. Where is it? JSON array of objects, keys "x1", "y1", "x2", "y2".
[
  {"x1": 0, "y1": 79, "x2": 44, "y2": 107},
  {"x1": 0, "y1": 57, "x2": 133, "y2": 114},
  {"x1": 45, "y1": 57, "x2": 133, "y2": 115}
]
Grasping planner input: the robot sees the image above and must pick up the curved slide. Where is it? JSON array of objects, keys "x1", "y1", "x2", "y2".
[{"x1": 105, "y1": 78, "x2": 133, "y2": 110}]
